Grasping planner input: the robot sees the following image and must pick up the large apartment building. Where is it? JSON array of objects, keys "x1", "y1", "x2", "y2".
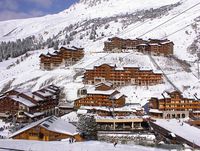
[
  {"x1": 104, "y1": 37, "x2": 174, "y2": 56},
  {"x1": 76, "y1": 82, "x2": 144, "y2": 118},
  {"x1": 74, "y1": 82, "x2": 126, "y2": 109},
  {"x1": 84, "y1": 64, "x2": 163, "y2": 86},
  {"x1": 137, "y1": 39, "x2": 174, "y2": 56},
  {"x1": 0, "y1": 85, "x2": 60, "y2": 122},
  {"x1": 104, "y1": 37, "x2": 146, "y2": 52},
  {"x1": 149, "y1": 90, "x2": 200, "y2": 119},
  {"x1": 39, "y1": 46, "x2": 84, "y2": 70}
]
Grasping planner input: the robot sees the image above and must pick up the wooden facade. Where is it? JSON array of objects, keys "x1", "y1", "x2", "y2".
[
  {"x1": 104, "y1": 37, "x2": 145, "y2": 52},
  {"x1": 0, "y1": 85, "x2": 60, "y2": 122},
  {"x1": 104, "y1": 37, "x2": 174, "y2": 56},
  {"x1": 75, "y1": 82, "x2": 126, "y2": 109},
  {"x1": 10, "y1": 116, "x2": 82, "y2": 141},
  {"x1": 84, "y1": 64, "x2": 163, "y2": 86},
  {"x1": 40, "y1": 46, "x2": 84, "y2": 70},
  {"x1": 149, "y1": 91, "x2": 200, "y2": 119},
  {"x1": 74, "y1": 90, "x2": 126, "y2": 109},
  {"x1": 137, "y1": 39, "x2": 174, "y2": 56}
]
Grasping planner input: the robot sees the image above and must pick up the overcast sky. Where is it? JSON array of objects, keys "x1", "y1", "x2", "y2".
[{"x1": 0, "y1": 0, "x2": 78, "y2": 21}]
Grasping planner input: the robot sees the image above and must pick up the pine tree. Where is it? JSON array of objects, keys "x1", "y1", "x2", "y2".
[
  {"x1": 53, "y1": 40, "x2": 59, "y2": 50},
  {"x1": 77, "y1": 114, "x2": 97, "y2": 140}
]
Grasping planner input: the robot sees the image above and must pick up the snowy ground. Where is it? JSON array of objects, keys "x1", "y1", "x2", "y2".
[
  {"x1": 0, "y1": 140, "x2": 167, "y2": 151},
  {"x1": 0, "y1": 120, "x2": 11, "y2": 138},
  {"x1": 61, "y1": 111, "x2": 78, "y2": 123},
  {"x1": 0, "y1": 49, "x2": 200, "y2": 106}
]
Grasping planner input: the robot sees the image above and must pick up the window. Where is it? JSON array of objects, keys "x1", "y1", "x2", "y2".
[{"x1": 42, "y1": 123, "x2": 49, "y2": 128}]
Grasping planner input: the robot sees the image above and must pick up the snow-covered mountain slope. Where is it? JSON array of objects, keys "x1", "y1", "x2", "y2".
[
  {"x1": 0, "y1": 0, "x2": 200, "y2": 60},
  {"x1": 0, "y1": 0, "x2": 200, "y2": 106},
  {"x1": 0, "y1": 0, "x2": 180, "y2": 40}
]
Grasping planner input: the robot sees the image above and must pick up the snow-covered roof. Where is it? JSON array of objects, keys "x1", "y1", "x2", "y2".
[
  {"x1": 155, "y1": 119, "x2": 200, "y2": 147},
  {"x1": 149, "y1": 109, "x2": 163, "y2": 113},
  {"x1": 45, "y1": 88, "x2": 57, "y2": 94},
  {"x1": 9, "y1": 95, "x2": 36, "y2": 107},
  {"x1": 111, "y1": 93, "x2": 126, "y2": 99},
  {"x1": 95, "y1": 81, "x2": 113, "y2": 88},
  {"x1": 23, "y1": 92, "x2": 43, "y2": 101},
  {"x1": 77, "y1": 109, "x2": 88, "y2": 115},
  {"x1": 36, "y1": 90, "x2": 54, "y2": 97},
  {"x1": 87, "y1": 89, "x2": 116, "y2": 95},
  {"x1": 50, "y1": 52, "x2": 58, "y2": 56},
  {"x1": 94, "y1": 63, "x2": 116, "y2": 68},
  {"x1": 48, "y1": 85, "x2": 60, "y2": 91},
  {"x1": 115, "y1": 67, "x2": 124, "y2": 70},
  {"x1": 10, "y1": 117, "x2": 50, "y2": 138},
  {"x1": 153, "y1": 70, "x2": 163, "y2": 74},
  {"x1": 162, "y1": 91, "x2": 171, "y2": 99},
  {"x1": 24, "y1": 112, "x2": 44, "y2": 118},
  {"x1": 139, "y1": 67, "x2": 152, "y2": 71},
  {"x1": 160, "y1": 41, "x2": 173, "y2": 45},
  {"x1": 169, "y1": 132, "x2": 176, "y2": 138},
  {"x1": 95, "y1": 115, "x2": 143, "y2": 120},
  {"x1": 80, "y1": 105, "x2": 139, "y2": 113},
  {"x1": 15, "y1": 88, "x2": 28, "y2": 93},
  {"x1": 137, "y1": 43, "x2": 148, "y2": 46},
  {"x1": 148, "y1": 43, "x2": 161, "y2": 46},
  {"x1": 124, "y1": 64, "x2": 139, "y2": 68},
  {"x1": 40, "y1": 116, "x2": 78, "y2": 136},
  {"x1": 60, "y1": 46, "x2": 83, "y2": 51},
  {"x1": 10, "y1": 116, "x2": 78, "y2": 138}
]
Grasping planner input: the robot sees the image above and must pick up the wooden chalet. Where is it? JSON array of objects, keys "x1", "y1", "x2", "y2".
[
  {"x1": 104, "y1": 37, "x2": 145, "y2": 52},
  {"x1": 84, "y1": 64, "x2": 163, "y2": 86},
  {"x1": 39, "y1": 46, "x2": 84, "y2": 70},
  {"x1": 0, "y1": 85, "x2": 60, "y2": 122},
  {"x1": 149, "y1": 90, "x2": 200, "y2": 119},
  {"x1": 74, "y1": 82, "x2": 126, "y2": 109},
  {"x1": 74, "y1": 90, "x2": 126, "y2": 109},
  {"x1": 104, "y1": 37, "x2": 174, "y2": 56},
  {"x1": 10, "y1": 116, "x2": 82, "y2": 141},
  {"x1": 136, "y1": 39, "x2": 174, "y2": 56}
]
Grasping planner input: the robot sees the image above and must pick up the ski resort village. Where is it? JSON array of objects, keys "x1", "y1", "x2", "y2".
[{"x1": 0, "y1": 0, "x2": 200, "y2": 150}]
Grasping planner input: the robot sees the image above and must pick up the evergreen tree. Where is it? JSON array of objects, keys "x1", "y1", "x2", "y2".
[
  {"x1": 77, "y1": 114, "x2": 97, "y2": 140},
  {"x1": 53, "y1": 40, "x2": 59, "y2": 50}
]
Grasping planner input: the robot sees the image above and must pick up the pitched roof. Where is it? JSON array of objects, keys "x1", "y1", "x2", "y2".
[
  {"x1": 9, "y1": 95, "x2": 36, "y2": 107},
  {"x1": 95, "y1": 81, "x2": 113, "y2": 88},
  {"x1": 10, "y1": 116, "x2": 78, "y2": 138},
  {"x1": 87, "y1": 89, "x2": 117, "y2": 96}
]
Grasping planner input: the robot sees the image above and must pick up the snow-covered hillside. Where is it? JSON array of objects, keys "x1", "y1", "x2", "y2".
[
  {"x1": 0, "y1": 0, "x2": 181, "y2": 41},
  {"x1": 0, "y1": 0, "x2": 199, "y2": 59},
  {"x1": 0, "y1": 0, "x2": 200, "y2": 106}
]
